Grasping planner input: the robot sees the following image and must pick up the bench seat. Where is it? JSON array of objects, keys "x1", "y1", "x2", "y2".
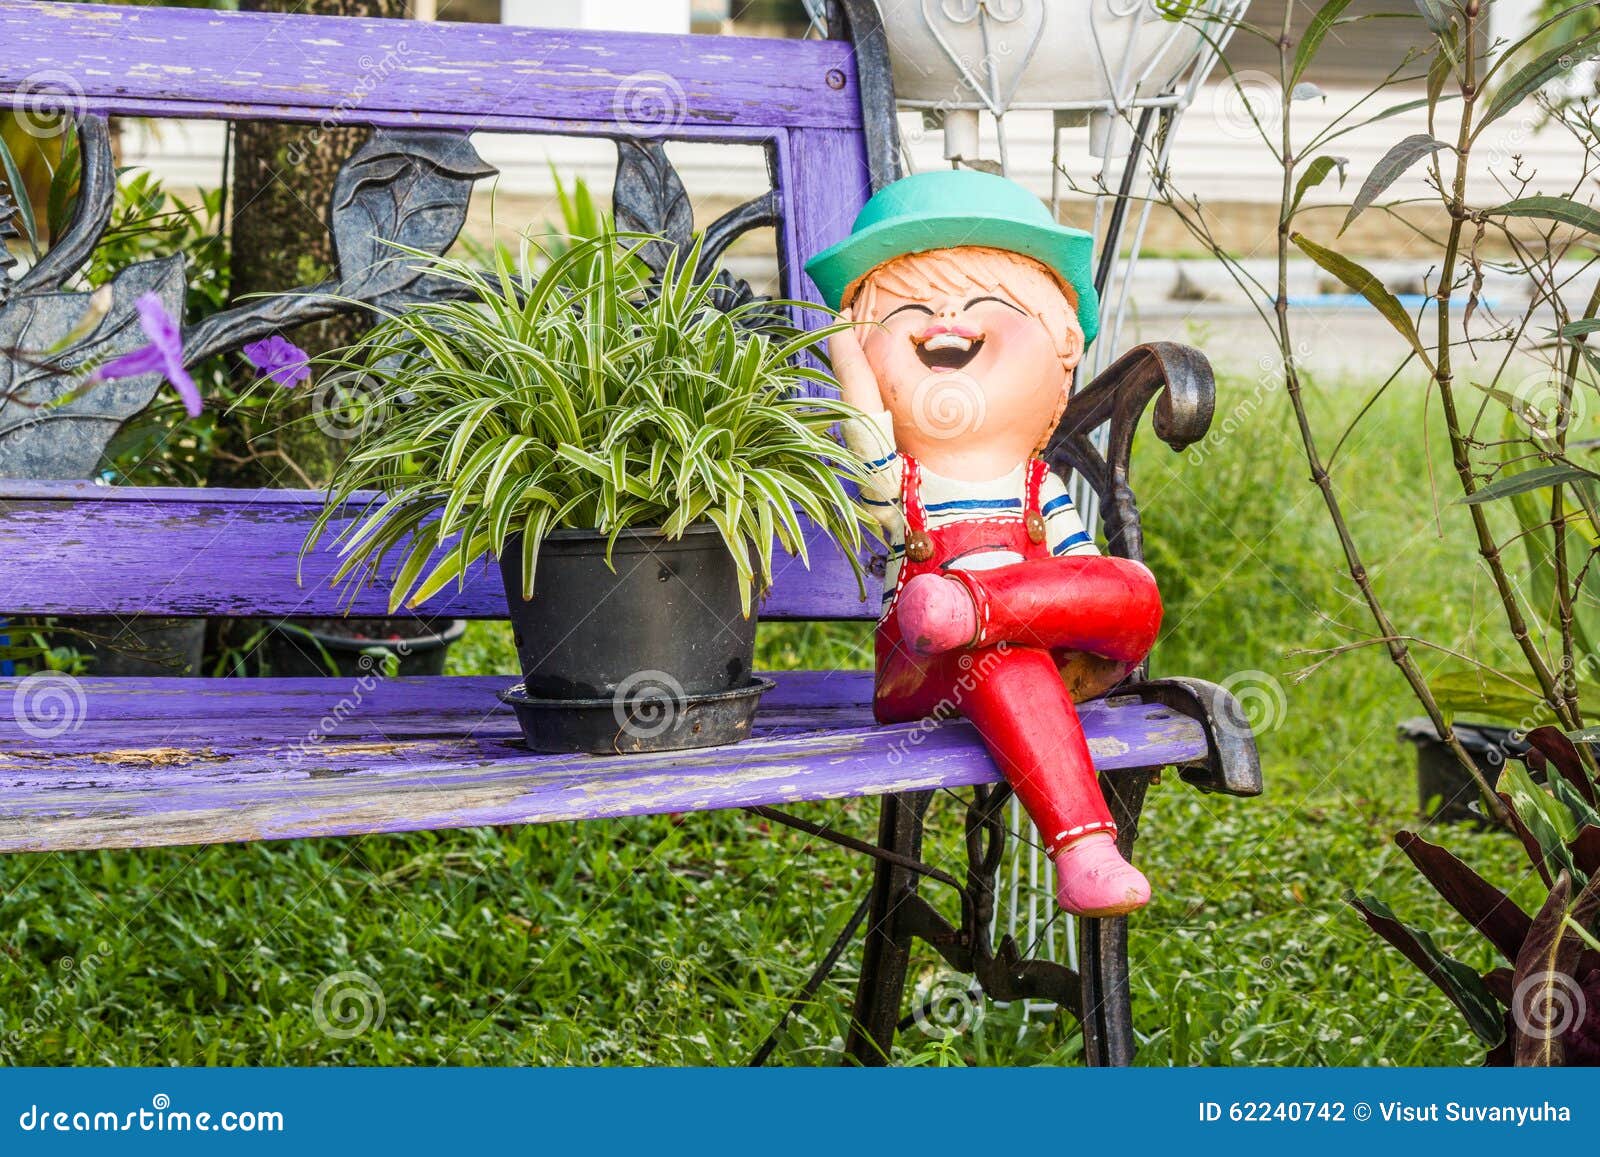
[{"x1": 0, "y1": 671, "x2": 1207, "y2": 853}]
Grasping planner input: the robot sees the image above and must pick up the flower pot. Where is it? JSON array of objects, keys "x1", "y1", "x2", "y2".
[
  {"x1": 1397, "y1": 718, "x2": 1534, "y2": 825},
  {"x1": 496, "y1": 526, "x2": 768, "y2": 755},
  {"x1": 880, "y1": 0, "x2": 1219, "y2": 111},
  {"x1": 267, "y1": 618, "x2": 466, "y2": 678}
]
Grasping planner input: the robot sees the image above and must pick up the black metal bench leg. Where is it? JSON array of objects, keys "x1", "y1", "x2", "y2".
[
  {"x1": 844, "y1": 790, "x2": 931, "y2": 1065},
  {"x1": 1077, "y1": 772, "x2": 1152, "y2": 1067}
]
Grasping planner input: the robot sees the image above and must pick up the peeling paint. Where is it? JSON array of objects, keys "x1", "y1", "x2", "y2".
[{"x1": 90, "y1": 747, "x2": 206, "y2": 768}]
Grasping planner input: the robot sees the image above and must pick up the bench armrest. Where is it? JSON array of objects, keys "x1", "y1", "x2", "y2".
[
  {"x1": 1043, "y1": 342, "x2": 1215, "y2": 563},
  {"x1": 1126, "y1": 677, "x2": 1264, "y2": 797}
]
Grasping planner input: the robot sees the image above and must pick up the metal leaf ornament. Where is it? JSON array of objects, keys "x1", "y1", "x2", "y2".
[
  {"x1": 0, "y1": 255, "x2": 187, "y2": 480},
  {"x1": 0, "y1": 186, "x2": 20, "y2": 298},
  {"x1": 0, "y1": 120, "x2": 499, "y2": 480}
]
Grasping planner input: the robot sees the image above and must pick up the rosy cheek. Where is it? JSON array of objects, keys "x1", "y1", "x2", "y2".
[
  {"x1": 863, "y1": 335, "x2": 910, "y2": 383},
  {"x1": 983, "y1": 311, "x2": 1036, "y2": 346}
]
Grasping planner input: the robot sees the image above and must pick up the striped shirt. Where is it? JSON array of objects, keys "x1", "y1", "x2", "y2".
[{"x1": 844, "y1": 411, "x2": 1100, "y2": 614}]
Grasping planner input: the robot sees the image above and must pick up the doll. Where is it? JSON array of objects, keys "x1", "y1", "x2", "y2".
[{"x1": 806, "y1": 170, "x2": 1163, "y2": 917}]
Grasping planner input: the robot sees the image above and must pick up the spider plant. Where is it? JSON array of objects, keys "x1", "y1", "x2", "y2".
[{"x1": 303, "y1": 230, "x2": 873, "y2": 617}]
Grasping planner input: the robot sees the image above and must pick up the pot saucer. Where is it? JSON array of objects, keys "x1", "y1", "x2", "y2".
[{"x1": 497, "y1": 677, "x2": 776, "y2": 756}]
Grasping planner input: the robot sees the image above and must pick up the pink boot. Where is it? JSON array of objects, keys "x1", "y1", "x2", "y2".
[
  {"x1": 1053, "y1": 833, "x2": 1150, "y2": 917},
  {"x1": 896, "y1": 573, "x2": 978, "y2": 656}
]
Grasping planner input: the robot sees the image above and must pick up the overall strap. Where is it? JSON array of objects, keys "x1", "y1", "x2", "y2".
[
  {"x1": 899, "y1": 454, "x2": 936, "y2": 563},
  {"x1": 900, "y1": 453, "x2": 928, "y2": 533},
  {"x1": 1024, "y1": 457, "x2": 1050, "y2": 517},
  {"x1": 1023, "y1": 457, "x2": 1050, "y2": 546}
]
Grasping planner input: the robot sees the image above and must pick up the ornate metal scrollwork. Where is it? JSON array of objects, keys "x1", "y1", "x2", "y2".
[
  {"x1": 0, "y1": 117, "x2": 497, "y2": 480},
  {"x1": 0, "y1": 116, "x2": 799, "y2": 480}
]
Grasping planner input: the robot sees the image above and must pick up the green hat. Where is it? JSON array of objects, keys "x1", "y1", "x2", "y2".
[{"x1": 804, "y1": 169, "x2": 1100, "y2": 345}]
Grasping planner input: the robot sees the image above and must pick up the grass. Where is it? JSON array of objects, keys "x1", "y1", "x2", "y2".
[{"x1": 0, "y1": 372, "x2": 1544, "y2": 1066}]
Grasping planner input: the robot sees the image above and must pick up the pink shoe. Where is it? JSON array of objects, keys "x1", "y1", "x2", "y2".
[
  {"x1": 897, "y1": 573, "x2": 979, "y2": 656},
  {"x1": 1053, "y1": 833, "x2": 1151, "y2": 916}
]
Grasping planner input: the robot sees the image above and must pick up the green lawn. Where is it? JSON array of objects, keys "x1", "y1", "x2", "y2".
[{"x1": 0, "y1": 377, "x2": 1538, "y2": 1066}]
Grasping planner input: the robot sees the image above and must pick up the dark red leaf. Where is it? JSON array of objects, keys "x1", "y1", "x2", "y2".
[
  {"x1": 1573, "y1": 825, "x2": 1600, "y2": 876},
  {"x1": 1348, "y1": 892, "x2": 1505, "y2": 1046},
  {"x1": 1512, "y1": 872, "x2": 1574, "y2": 1066},
  {"x1": 1525, "y1": 725, "x2": 1597, "y2": 805},
  {"x1": 1396, "y1": 831, "x2": 1532, "y2": 962}
]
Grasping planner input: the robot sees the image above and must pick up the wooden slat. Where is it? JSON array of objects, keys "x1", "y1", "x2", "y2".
[
  {"x1": 0, "y1": 481, "x2": 879, "y2": 621},
  {"x1": 0, "y1": 670, "x2": 1207, "y2": 852},
  {"x1": 778, "y1": 127, "x2": 872, "y2": 309},
  {"x1": 0, "y1": 1, "x2": 860, "y2": 135}
]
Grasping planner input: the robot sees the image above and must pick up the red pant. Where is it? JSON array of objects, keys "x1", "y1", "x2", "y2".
[{"x1": 875, "y1": 556, "x2": 1162, "y2": 853}]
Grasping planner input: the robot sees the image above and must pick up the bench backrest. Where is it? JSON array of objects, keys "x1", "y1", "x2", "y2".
[{"x1": 0, "y1": 1, "x2": 892, "y2": 622}]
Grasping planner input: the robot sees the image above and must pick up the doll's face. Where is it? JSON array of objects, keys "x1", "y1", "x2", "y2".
[{"x1": 853, "y1": 255, "x2": 1083, "y2": 479}]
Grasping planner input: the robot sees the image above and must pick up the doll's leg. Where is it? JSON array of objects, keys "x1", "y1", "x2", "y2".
[
  {"x1": 959, "y1": 644, "x2": 1150, "y2": 916},
  {"x1": 872, "y1": 626, "x2": 961, "y2": 724},
  {"x1": 898, "y1": 556, "x2": 1160, "y2": 661}
]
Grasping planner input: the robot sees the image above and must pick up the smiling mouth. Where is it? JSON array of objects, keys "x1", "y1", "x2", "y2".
[{"x1": 914, "y1": 332, "x2": 985, "y2": 372}]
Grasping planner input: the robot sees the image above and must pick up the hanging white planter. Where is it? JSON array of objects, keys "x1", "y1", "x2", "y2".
[
  {"x1": 880, "y1": 0, "x2": 1221, "y2": 111},
  {"x1": 878, "y1": 0, "x2": 1242, "y2": 158}
]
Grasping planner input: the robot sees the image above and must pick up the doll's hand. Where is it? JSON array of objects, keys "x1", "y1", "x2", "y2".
[{"x1": 828, "y1": 308, "x2": 885, "y2": 414}]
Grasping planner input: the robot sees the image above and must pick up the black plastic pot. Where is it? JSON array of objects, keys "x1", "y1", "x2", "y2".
[
  {"x1": 1398, "y1": 718, "x2": 1534, "y2": 824},
  {"x1": 268, "y1": 618, "x2": 466, "y2": 678},
  {"x1": 496, "y1": 526, "x2": 766, "y2": 754}
]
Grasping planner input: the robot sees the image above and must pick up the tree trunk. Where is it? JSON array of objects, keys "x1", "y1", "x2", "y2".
[{"x1": 213, "y1": 0, "x2": 407, "y2": 489}]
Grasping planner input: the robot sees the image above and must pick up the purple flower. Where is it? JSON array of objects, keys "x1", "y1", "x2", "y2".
[
  {"x1": 95, "y1": 292, "x2": 201, "y2": 418},
  {"x1": 243, "y1": 334, "x2": 312, "y2": 387}
]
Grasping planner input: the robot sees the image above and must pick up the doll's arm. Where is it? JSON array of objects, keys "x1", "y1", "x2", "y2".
[
  {"x1": 830, "y1": 310, "x2": 903, "y2": 521},
  {"x1": 1039, "y1": 473, "x2": 1099, "y2": 557},
  {"x1": 841, "y1": 409, "x2": 903, "y2": 523}
]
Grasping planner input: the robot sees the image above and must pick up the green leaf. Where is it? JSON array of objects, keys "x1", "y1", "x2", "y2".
[
  {"x1": 1286, "y1": 155, "x2": 1348, "y2": 222},
  {"x1": 1340, "y1": 134, "x2": 1449, "y2": 235},
  {"x1": 1412, "y1": 0, "x2": 1452, "y2": 36},
  {"x1": 1430, "y1": 668, "x2": 1563, "y2": 727},
  {"x1": 1459, "y1": 463, "x2": 1600, "y2": 505},
  {"x1": 1487, "y1": 195, "x2": 1600, "y2": 237},
  {"x1": 1291, "y1": 233, "x2": 1428, "y2": 359},
  {"x1": 0, "y1": 131, "x2": 39, "y2": 253},
  {"x1": 1479, "y1": 27, "x2": 1600, "y2": 133},
  {"x1": 1560, "y1": 318, "x2": 1600, "y2": 339},
  {"x1": 1292, "y1": 0, "x2": 1356, "y2": 84},
  {"x1": 1498, "y1": 761, "x2": 1578, "y2": 878}
]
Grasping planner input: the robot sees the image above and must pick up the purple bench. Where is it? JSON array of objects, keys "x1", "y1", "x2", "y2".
[{"x1": 0, "y1": 0, "x2": 1258, "y2": 1066}]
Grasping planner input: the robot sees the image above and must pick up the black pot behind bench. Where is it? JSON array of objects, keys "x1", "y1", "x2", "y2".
[{"x1": 496, "y1": 526, "x2": 768, "y2": 755}]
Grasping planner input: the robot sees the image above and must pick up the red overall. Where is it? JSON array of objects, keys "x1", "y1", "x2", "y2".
[{"x1": 874, "y1": 455, "x2": 1163, "y2": 854}]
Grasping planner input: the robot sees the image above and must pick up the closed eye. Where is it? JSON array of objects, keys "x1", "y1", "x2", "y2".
[
  {"x1": 881, "y1": 303, "x2": 934, "y2": 323},
  {"x1": 964, "y1": 295, "x2": 1026, "y2": 314}
]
